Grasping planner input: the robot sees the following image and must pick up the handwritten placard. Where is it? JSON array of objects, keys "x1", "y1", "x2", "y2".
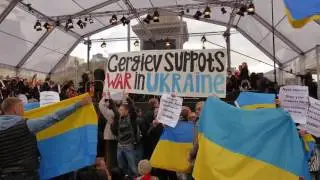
[
  {"x1": 104, "y1": 49, "x2": 227, "y2": 97},
  {"x1": 40, "y1": 91, "x2": 60, "y2": 107},
  {"x1": 156, "y1": 94, "x2": 183, "y2": 128},
  {"x1": 279, "y1": 85, "x2": 309, "y2": 124},
  {"x1": 303, "y1": 97, "x2": 320, "y2": 137}
]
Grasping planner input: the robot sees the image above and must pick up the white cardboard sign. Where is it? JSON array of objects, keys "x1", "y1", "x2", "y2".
[
  {"x1": 40, "y1": 91, "x2": 60, "y2": 107},
  {"x1": 156, "y1": 94, "x2": 183, "y2": 128},
  {"x1": 279, "y1": 85, "x2": 309, "y2": 124}
]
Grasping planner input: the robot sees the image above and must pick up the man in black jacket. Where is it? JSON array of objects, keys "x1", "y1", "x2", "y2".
[{"x1": 109, "y1": 94, "x2": 138, "y2": 178}]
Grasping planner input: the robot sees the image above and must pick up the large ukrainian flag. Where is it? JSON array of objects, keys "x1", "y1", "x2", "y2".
[
  {"x1": 24, "y1": 94, "x2": 98, "y2": 180},
  {"x1": 150, "y1": 121, "x2": 194, "y2": 173},
  {"x1": 284, "y1": 0, "x2": 320, "y2": 28},
  {"x1": 235, "y1": 92, "x2": 276, "y2": 110},
  {"x1": 193, "y1": 97, "x2": 310, "y2": 180}
]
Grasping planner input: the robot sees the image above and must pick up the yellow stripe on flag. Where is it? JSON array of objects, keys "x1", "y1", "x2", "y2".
[
  {"x1": 24, "y1": 93, "x2": 97, "y2": 141},
  {"x1": 150, "y1": 140, "x2": 193, "y2": 173},
  {"x1": 286, "y1": 9, "x2": 320, "y2": 28},
  {"x1": 241, "y1": 103, "x2": 276, "y2": 110},
  {"x1": 193, "y1": 134, "x2": 299, "y2": 180}
]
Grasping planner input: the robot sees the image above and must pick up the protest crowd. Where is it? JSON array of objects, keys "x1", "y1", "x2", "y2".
[{"x1": 0, "y1": 62, "x2": 319, "y2": 180}]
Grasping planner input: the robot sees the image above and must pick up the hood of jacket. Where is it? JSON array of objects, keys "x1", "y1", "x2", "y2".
[{"x1": 0, "y1": 115, "x2": 23, "y2": 131}]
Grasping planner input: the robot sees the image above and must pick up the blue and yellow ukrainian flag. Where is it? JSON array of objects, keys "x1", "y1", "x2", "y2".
[
  {"x1": 193, "y1": 97, "x2": 310, "y2": 180},
  {"x1": 284, "y1": 0, "x2": 320, "y2": 28},
  {"x1": 24, "y1": 102, "x2": 40, "y2": 111},
  {"x1": 24, "y1": 94, "x2": 98, "y2": 180},
  {"x1": 150, "y1": 121, "x2": 194, "y2": 173},
  {"x1": 235, "y1": 92, "x2": 276, "y2": 110}
]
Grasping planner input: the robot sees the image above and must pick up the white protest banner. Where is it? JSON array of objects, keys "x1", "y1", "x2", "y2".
[
  {"x1": 156, "y1": 94, "x2": 183, "y2": 128},
  {"x1": 104, "y1": 49, "x2": 227, "y2": 97},
  {"x1": 303, "y1": 97, "x2": 320, "y2": 137},
  {"x1": 40, "y1": 91, "x2": 60, "y2": 107},
  {"x1": 17, "y1": 94, "x2": 28, "y2": 104},
  {"x1": 279, "y1": 85, "x2": 309, "y2": 124}
]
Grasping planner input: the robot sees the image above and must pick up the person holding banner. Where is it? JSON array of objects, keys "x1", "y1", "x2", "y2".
[{"x1": 0, "y1": 96, "x2": 92, "y2": 180}]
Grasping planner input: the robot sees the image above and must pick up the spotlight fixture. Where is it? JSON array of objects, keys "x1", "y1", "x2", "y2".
[
  {"x1": 144, "y1": 14, "x2": 152, "y2": 24},
  {"x1": 201, "y1": 35, "x2": 207, "y2": 43},
  {"x1": 109, "y1": 14, "x2": 117, "y2": 25},
  {"x1": 66, "y1": 18, "x2": 74, "y2": 30},
  {"x1": 101, "y1": 41, "x2": 106, "y2": 48},
  {"x1": 120, "y1": 16, "x2": 130, "y2": 26},
  {"x1": 153, "y1": 10, "x2": 160, "y2": 22},
  {"x1": 89, "y1": 16, "x2": 94, "y2": 24},
  {"x1": 203, "y1": 6, "x2": 211, "y2": 18},
  {"x1": 221, "y1": 7, "x2": 227, "y2": 14},
  {"x1": 43, "y1": 22, "x2": 53, "y2": 31},
  {"x1": 165, "y1": 38, "x2": 171, "y2": 47},
  {"x1": 247, "y1": 3, "x2": 255, "y2": 15},
  {"x1": 237, "y1": 6, "x2": 247, "y2": 16},
  {"x1": 34, "y1": 20, "x2": 42, "y2": 31},
  {"x1": 134, "y1": 40, "x2": 139, "y2": 47},
  {"x1": 56, "y1": 20, "x2": 61, "y2": 26},
  {"x1": 193, "y1": 10, "x2": 202, "y2": 20},
  {"x1": 77, "y1": 19, "x2": 85, "y2": 29}
]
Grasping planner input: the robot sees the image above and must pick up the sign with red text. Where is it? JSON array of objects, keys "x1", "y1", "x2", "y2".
[{"x1": 104, "y1": 49, "x2": 227, "y2": 97}]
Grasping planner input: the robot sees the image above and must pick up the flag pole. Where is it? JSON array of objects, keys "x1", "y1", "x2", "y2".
[{"x1": 271, "y1": 0, "x2": 279, "y2": 106}]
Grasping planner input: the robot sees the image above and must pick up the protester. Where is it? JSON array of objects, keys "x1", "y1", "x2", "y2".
[
  {"x1": 110, "y1": 93, "x2": 139, "y2": 178},
  {"x1": 0, "y1": 96, "x2": 92, "y2": 180},
  {"x1": 98, "y1": 95, "x2": 118, "y2": 171}
]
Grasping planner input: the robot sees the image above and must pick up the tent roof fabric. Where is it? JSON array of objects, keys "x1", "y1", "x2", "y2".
[{"x1": 0, "y1": 0, "x2": 319, "y2": 74}]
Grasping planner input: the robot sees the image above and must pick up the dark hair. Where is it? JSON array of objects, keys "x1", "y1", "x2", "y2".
[{"x1": 110, "y1": 168, "x2": 125, "y2": 180}]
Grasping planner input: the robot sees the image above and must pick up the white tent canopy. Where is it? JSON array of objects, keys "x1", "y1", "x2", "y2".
[{"x1": 0, "y1": 0, "x2": 319, "y2": 75}]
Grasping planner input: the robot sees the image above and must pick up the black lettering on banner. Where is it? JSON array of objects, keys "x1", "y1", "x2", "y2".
[
  {"x1": 145, "y1": 55, "x2": 154, "y2": 71},
  {"x1": 164, "y1": 53, "x2": 174, "y2": 71},
  {"x1": 154, "y1": 55, "x2": 163, "y2": 72},
  {"x1": 215, "y1": 51, "x2": 225, "y2": 72},
  {"x1": 175, "y1": 52, "x2": 183, "y2": 71},
  {"x1": 140, "y1": 54, "x2": 145, "y2": 71},
  {"x1": 107, "y1": 55, "x2": 118, "y2": 72},
  {"x1": 190, "y1": 51, "x2": 198, "y2": 72},
  {"x1": 118, "y1": 57, "x2": 126, "y2": 71},
  {"x1": 126, "y1": 57, "x2": 133, "y2": 71},
  {"x1": 207, "y1": 53, "x2": 215, "y2": 72},
  {"x1": 183, "y1": 51, "x2": 190, "y2": 72},
  {"x1": 134, "y1": 72, "x2": 145, "y2": 90},
  {"x1": 198, "y1": 53, "x2": 206, "y2": 72},
  {"x1": 131, "y1": 56, "x2": 140, "y2": 71}
]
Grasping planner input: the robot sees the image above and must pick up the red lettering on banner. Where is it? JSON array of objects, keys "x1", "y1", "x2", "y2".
[
  {"x1": 106, "y1": 73, "x2": 132, "y2": 90},
  {"x1": 124, "y1": 73, "x2": 132, "y2": 89}
]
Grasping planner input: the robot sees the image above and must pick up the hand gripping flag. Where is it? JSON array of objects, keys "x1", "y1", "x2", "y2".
[
  {"x1": 24, "y1": 94, "x2": 98, "y2": 179},
  {"x1": 193, "y1": 97, "x2": 310, "y2": 180},
  {"x1": 284, "y1": 0, "x2": 320, "y2": 28}
]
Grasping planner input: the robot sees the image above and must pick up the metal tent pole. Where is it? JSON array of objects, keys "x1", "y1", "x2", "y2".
[
  {"x1": 271, "y1": 0, "x2": 278, "y2": 100},
  {"x1": 316, "y1": 44, "x2": 320, "y2": 99},
  {"x1": 127, "y1": 22, "x2": 131, "y2": 52},
  {"x1": 86, "y1": 38, "x2": 92, "y2": 71}
]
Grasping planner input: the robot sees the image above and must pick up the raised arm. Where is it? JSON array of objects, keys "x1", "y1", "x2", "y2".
[{"x1": 27, "y1": 97, "x2": 92, "y2": 133}]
